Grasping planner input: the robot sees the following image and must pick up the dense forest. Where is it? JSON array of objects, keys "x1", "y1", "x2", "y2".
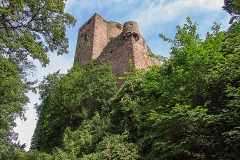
[{"x1": 1, "y1": 0, "x2": 240, "y2": 159}]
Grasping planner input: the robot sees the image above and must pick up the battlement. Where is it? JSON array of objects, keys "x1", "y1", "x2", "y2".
[{"x1": 74, "y1": 13, "x2": 160, "y2": 76}]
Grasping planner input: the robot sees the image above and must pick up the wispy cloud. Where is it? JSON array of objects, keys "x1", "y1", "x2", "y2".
[
  {"x1": 65, "y1": 0, "x2": 138, "y2": 22},
  {"x1": 128, "y1": 0, "x2": 227, "y2": 34}
]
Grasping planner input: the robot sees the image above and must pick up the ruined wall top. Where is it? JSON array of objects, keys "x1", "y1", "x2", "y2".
[{"x1": 123, "y1": 21, "x2": 139, "y2": 34}]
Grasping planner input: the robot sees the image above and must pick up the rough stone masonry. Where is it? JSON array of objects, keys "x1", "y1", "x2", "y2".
[{"x1": 74, "y1": 13, "x2": 160, "y2": 77}]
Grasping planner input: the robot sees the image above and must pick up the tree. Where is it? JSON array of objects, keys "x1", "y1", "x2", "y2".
[
  {"x1": 0, "y1": 0, "x2": 76, "y2": 158},
  {"x1": 0, "y1": 55, "x2": 28, "y2": 158},
  {"x1": 223, "y1": 0, "x2": 240, "y2": 24},
  {"x1": 0, "y1": 0, "x2": 76, "y2": 77},
  {"x1": 144, "y1": 18, "x2": 240, "y2": 159},
  {"x1": 109, "y1": 17, "x2": 240, "y2": 159},
  {"x1": 31, "y1": 61, "x2": 118, "y2": 153}
]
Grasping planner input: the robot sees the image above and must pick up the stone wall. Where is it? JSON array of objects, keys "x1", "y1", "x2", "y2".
[
  {"x1": 74, "y1": 13, "x2": 122, "y2": 68},
  {"x1": 74, "y1": 13, "x2": 160, "y2": 76},
  {"x1": 74, "y1": 14, "x2": 95, "y2": 68},
  {"x1": 92, "y1": 14, "x2": 107, "y2": 60},
  {"x1": 132, "y1": 35, "x2": 160, "y2": 69},
  {"x1": 97, "y1": 33, "x2": 133, "y2": 77},
  {"x1": 107, "y1": 22, "x2": 122, "y2": 42}
]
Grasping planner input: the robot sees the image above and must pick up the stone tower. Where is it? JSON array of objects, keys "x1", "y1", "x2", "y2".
[{"x1": 74, "y1": 13, "x2": 159, "y2": 76}]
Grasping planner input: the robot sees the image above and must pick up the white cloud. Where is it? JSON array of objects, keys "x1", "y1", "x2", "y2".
[
  {"x1": 129, "y1": 0, "x2": 226, "y2": 34},
  {"x1": 65, "y1": 0, "x2": 137, "y2": 17},
  {"x1": 14, "y1": 92, "x2": 38, "y2": 150}
]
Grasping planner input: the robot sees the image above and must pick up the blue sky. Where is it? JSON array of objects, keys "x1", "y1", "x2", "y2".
[{"x1": 14, "y1": 0, "x2": 230, "y2": 150}]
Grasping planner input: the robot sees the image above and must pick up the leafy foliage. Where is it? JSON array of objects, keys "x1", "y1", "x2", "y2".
[
  {"x1": 223, "y1": 0, "x2": 240, "y2": 24},
  {"x1": 0, "y1": 0, "x2": 76, "y2": 68},
  {"x1": 108, "y1": 18, "x2": 240, "y2": 159},
  {"x1": 0, "y1": 1, "x2": 75, "y2": 158},
  {"x1": 0, "y1": 55, "x2": 28, "y2": 158},
  {"x1": 31, "y1": 61, "x2": 118, "y2": 153}
]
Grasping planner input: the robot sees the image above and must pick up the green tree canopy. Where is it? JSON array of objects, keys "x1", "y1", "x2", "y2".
[
  {"x1": 31, "y1": 61, "x2": 118, "y2": 153},
  {"x1": 0, "y1": 0, "x2": 76, "y2": 158},
  {"x1": 0, "y1": 55, "x2": 28, "y2": 158},
  {"x1": 223, "y1": 0, "x2": 240, "y2": 24},
  {"x1": 0, "y1": 0, "x2": 76, "y2": 76}
]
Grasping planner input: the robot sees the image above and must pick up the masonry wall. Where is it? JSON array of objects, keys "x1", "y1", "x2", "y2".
[
  {"x1": 91, "y1": 14, "x2": 107, "y2": 60},
  {"x1": 74, "y1": 15, "x2": 95, "y2": 68},
  {"x1": 74, "y1": 13, "x2": 123, "y2": 68},
  {"x1": 132, "y1": 35, "x2": 160, "y2": 69},
  {"x1": 97, "y1": 21, "x2": 159, "y2": 76},
  {"x1": 107, "y1": 22, "x2": 122, "y2": 42},
  {"x1": 97, "y1": 33, "x2": 134, "y2": 77},
  {"x1": 74, "y1": 13, "x2": 160, "y2": 76}
]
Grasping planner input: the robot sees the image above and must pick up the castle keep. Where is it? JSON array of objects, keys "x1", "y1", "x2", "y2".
[{"x1": 74, "y1": 13, "x2": 159, "y2": 77}]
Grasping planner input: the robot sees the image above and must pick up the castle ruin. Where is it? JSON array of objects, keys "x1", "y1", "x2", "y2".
[{"x1": 74, "y1": 13, "x2": 159, "y2": 77}]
